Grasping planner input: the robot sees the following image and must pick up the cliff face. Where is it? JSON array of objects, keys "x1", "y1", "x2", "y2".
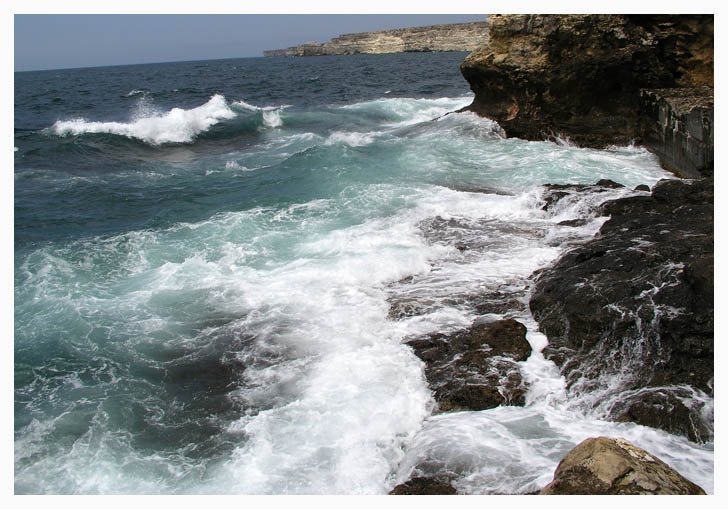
[
  {"x1": 640, "y1": 87, "x2": 713, "y2": 178},
  {"x1": 263, "y1": 22, "x2": 489, "y2": 57},
  {"x1": 460, "y1": 15, "x2": 713, "y2": 153}
]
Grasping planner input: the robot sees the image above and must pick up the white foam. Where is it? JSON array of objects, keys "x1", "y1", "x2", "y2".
[
  {"x1": 231, "y1": 99, "x2": 283, "y2": 112},
  {"x1": 340, "y1": 96, "x2": 473, "y2": 128},
  {"x1": 324, "y1": 131, "x2": 377, "y2": 147},
  {"x1": 223, "y1": 160, "x2": 255, "y2": 172},
  {"x1": 393, "y1": 403, "x2": 713, "y2": 494},
  {"x1": 261, "y1": 109, "x2": 282, "y2": 127},
  {"x1": 48, "y1": 94, "x2": 236, "y2": 145}
]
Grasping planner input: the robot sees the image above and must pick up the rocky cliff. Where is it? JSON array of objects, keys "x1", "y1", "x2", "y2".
[
  {"x1": 456, "y1": 15, "x2": 714, "y2": 445},
  {"x1": 263, "y1": 22, "x2": 489, "y2": 57},
  {"x1": 459, "y1": 15, "x2": 713, "y2": 157}
]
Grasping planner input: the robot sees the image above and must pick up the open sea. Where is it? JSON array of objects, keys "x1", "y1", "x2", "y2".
[{"x1": 14, "y1": 52, "x2": 713, "y2": 494}]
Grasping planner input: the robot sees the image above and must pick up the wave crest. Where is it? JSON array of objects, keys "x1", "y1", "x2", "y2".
[
  {"x1": 232, "y1": 100, "x2": 288, "y2": 128},
  {"x1": 49, "y1": 94, "x2": 237, "y2": 145}
]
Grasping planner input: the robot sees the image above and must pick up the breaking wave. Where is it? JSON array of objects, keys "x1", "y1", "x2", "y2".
[
  {"x1": 47, "y1": 95, "x2": 290, "y2": 146},
  {"x1": 49, "y1": 94, "x2": 237, "y2": 145}
]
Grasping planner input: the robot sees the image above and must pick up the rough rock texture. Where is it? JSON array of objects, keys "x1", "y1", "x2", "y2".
[
  {"x1": 405, "y1": 319, "x2": 531, "y2": 412},
  {"x1": 389, "y1": 476, "x2": 457, "y2": 495},
  {"x1": 539, "y1": 437, "x2": 706, "y2": 494},
  {"x1": 530, "y1": 177, "x2": 714, "y2": 442},
  {"x1": 460, "y1": 14, "x2": 713, "y2": 149},
  {"x1": 640, "y1": 87, "x2": 714, "y2": 177},
  {"x1": 264, "y1": 22, "x2": 489, "y2": 56}
]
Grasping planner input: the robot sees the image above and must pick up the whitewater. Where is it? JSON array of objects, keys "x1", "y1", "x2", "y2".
[{"x1": 14, "y1": 53, "x2": 713, "y2": 494}]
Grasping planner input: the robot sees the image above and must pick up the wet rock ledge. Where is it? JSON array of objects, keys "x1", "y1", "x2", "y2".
[
  {"x1": 405, "y1": 318, "x2": 531, "y2": 412},
  {"x1": 531, "y1": 177, "x2": 714, "y2": 443}
]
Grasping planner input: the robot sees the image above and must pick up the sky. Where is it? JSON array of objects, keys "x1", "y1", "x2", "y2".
[{"x1": 14, "y1": 14, "x2": 486, "y2": 72}]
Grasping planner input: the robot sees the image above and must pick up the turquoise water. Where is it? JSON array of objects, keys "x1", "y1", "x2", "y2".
[{"x1": 14, "y1": 53, "x2": 712, "y2": 494}]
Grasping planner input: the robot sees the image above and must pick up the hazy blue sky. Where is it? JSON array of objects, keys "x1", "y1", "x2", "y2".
[{"x1": 14, "y1": 14, "x2": 486, "y2": 72}]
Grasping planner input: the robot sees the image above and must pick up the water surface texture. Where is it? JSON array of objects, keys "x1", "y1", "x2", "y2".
[{"x1": 14, "y1": 52, "x2": 713, "y2": 494}]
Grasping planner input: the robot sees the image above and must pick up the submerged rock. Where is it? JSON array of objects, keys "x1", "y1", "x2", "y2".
[
  {"x1": 539, "y1": 437, "x2": 706, "y2": 494},
  {"x1": 530, "y1": 177, "x2": 713, "y2": 441},
  {"x1": 406, "y1": 319, "x2": 531, "y2": 412},
  {"x1": 389, "y1": 476, "x2": 457, "y2": 495},
  {"x1": 460, "y1": 15, "x2": 713, "y2": 150}
]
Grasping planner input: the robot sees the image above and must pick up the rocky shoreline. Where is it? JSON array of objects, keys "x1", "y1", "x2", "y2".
[
  {"x1": 392, "y1": 14, "x2": 713, "y2": 495},
  {"x1": 531, "y1": 177, "x2": 713, "y2": 443}
]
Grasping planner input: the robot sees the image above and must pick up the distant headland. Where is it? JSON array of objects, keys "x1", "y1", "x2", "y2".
[{"x1": 263, "y1": 22, "x2": 490, "y2": 57}]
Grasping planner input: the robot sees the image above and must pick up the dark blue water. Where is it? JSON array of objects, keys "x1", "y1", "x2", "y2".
[{"x1": 14, "y1": 52, "x2": 712, "y2": 494}]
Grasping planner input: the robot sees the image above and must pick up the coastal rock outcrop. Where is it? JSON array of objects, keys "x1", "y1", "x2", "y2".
[
  {"x1": 405, "y1": 319, "x2": 531, "y2": 412},
  {"x1": 539, "y1": 437, "x2": 706, "y2": 494},
  {"x1": 530, "y1": 177, "x2": 714, "y2": 442},
  {"x1": 264, "y1": 22, "x2": 489, "y2": 57},
  {"x1": 460, "y1": 15, "x2": 713, "y2": 150}
]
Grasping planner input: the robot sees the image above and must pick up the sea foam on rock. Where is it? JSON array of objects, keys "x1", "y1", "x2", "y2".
[
  {"x1": 405, "y1": 319, "x2": 531, "y2": 412},
  {"x1": 530, "y1": 177, "x2": 713, "y2": 442}
]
